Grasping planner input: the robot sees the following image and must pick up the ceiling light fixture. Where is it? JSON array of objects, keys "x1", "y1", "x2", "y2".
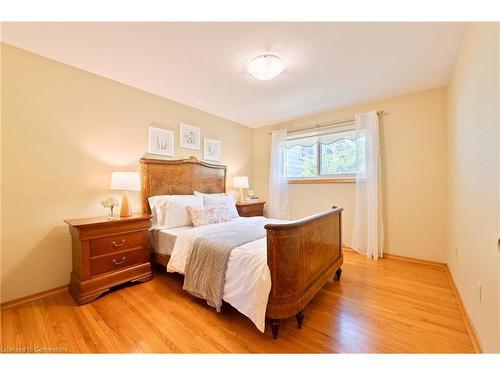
[{"x1": 247, "y1": 54, "x2": 285, "y2": 81}]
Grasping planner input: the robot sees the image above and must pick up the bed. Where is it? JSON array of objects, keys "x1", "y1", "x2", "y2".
[{"x1": 141, "y1": 156, "x2": 343, "y2": 339}]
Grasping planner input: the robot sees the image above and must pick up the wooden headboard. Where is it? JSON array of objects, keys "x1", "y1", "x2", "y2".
[{"x1": 140, "y1": 156, "x2": 227, "y2": 213}]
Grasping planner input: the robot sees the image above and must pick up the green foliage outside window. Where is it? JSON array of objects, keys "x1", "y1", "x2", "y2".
[{"x1": 298, "y1": 138, "x2": 364, "y2": 177}]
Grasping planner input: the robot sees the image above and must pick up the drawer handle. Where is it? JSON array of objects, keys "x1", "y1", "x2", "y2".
[
  {"x1": 112, "y1": 240, "x2": 126, "y2": 248},
  {"x1": 112, "y1": 256, "x2": 126, "y2": 265}
]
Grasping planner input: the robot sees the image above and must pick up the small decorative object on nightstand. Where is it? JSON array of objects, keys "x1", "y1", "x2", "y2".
[
  {"x1": 100, "y1": 196, "x2": 120, "y2": 219},
  {"x1": 64, "y1": 214, "x2": 152, "y2": 305},
  {"x1": 236, "y1": 201, "x2": 266, "y2": 217}
]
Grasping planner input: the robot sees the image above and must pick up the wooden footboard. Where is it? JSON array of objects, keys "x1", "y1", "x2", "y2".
[{"x1": 265, "y1": 206, "x2": 343, "y2": 338}]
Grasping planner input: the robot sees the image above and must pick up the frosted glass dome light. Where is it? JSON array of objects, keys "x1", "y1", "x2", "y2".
[{"x1": 247, "y1": 54, "x2": 285, "y2": 80}]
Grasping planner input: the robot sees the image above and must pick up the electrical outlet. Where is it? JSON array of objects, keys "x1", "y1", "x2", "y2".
[{"x1": 477, "y1": 281, "x2": 482, "y2": 302}]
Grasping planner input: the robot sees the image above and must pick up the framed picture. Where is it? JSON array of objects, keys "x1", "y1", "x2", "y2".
[
  {"x1": 203, "y1": 138, "x2": 221, "y2": 161},
  {"x1": 179, "y1": 123, "x2": 201, "y2": 150},
  {"x1": 148, "y1": 126, "x2": 174, "y2": 157}
]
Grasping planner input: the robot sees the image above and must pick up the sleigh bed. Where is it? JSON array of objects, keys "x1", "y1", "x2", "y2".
[{"x1": 141, "y1": 156, "x2": 343, "y2": 339}]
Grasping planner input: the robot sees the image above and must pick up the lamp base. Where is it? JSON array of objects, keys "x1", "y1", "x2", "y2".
[
  {"x1": 120, "y1": 191, "x2": 132, "y2": 217},
  {"x1": 239, "y1": 187, "x2": 245, "y2": 203}
]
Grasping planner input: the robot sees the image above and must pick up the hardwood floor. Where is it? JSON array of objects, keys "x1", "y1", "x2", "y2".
[{"x1": 1, "y1": 251, "x2": 476, "y2": 353}]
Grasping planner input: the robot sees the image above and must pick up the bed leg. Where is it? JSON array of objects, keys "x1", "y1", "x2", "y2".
[
  {"x1": 270, "y1": 319, "x2": 281, "y2": 339},
  {"x1": 335, "y1": 267, "x2": 342, "y2": 281},
  {"x1": 296, "y1": 311, "x2": 304, "y2": 329}
]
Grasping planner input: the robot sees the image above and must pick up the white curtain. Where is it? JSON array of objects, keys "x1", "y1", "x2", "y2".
[
  {"x1": 351, "y1": 111, "x2": 384, "y2": 259},
  {"x1": 267, "y1": 129, "x2": 289, "y2": 219}
]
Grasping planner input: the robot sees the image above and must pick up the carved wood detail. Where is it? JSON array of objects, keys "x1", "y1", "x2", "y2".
[
  {"x1": 140, "y1": 156, "x2": 226, "y2": 213},
  {"x1": 265, "y1": 207, "x2": 343, "y2": 321}
]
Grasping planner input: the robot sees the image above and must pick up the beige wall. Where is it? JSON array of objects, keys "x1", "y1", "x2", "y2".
[
  {"x1": 446, "y1": 23, "x2": 500, "y2": 353},
  {"x1": 254, "y1": 87, "x2": 448, "y2": 262},
  {"x1": 0, "y1": 44, "x2": 254, "y2": 302}
]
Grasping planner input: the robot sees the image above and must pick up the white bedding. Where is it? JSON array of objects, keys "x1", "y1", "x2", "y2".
[
  {"x1": 151, "y1": 225, "x2": 193, "y2": 256},
  {"x1": 152, "y1": 218, "x2": 246, "y2": 256},
  {"x1": 166, "y1": 216, "x2": 284, "y2": 333}
]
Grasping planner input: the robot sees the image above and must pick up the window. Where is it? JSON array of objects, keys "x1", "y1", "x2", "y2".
[
  {"x1": 299, "y1": 145, "x2": 314, "y2": 160},
  {"x1": 286, "y1": 125, "x2": 365, "y2": 180}
]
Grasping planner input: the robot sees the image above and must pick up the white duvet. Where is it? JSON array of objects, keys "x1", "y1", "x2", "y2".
[{"x1": 167, "y1": 217, "x2": 284, "y2": 332}]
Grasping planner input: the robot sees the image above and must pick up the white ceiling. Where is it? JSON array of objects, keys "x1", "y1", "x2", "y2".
[{"x1": 1, "y1": 22, "x2": 466, "y2": 127}]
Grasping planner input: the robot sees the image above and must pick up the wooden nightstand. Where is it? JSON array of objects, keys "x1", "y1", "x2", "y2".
[
  {"x1": 236, "y1": 201, "x2": 266, "y2": 217},
  {"x1": 64, "y1": 214, "x2": 152, "y2": 305}
]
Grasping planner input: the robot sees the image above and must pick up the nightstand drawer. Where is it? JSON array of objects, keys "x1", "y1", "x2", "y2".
[
  {"x1": 236, "y1": 202, "x2": 265, "y2": 217},
  {"x1": 90, "y1": 248, "x2": 148, "y2": 276},
  {"x1": 239, "y1": 209, "x2": 263, "y2": 217},
  {"x1": 89, "y1": 231, "x2": 144, "y2": 257}
]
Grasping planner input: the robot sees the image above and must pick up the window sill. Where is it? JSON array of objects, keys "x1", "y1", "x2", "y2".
[{"x1": 288, "y1": 177, "x2": 356, "y2": 184}]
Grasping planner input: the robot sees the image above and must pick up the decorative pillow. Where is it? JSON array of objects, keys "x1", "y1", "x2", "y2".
[
  {"x1": 203, "y1": 194, "x2": 239, "y2": 218},
  {"x1": 153, "y1": 195, "x2": 204, "y2": 228},
  {"x1": 186, "y1": 204, "x2": 232, "y2": 227}
]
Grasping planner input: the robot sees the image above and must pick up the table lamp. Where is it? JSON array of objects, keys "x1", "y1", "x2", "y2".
[
  {"x1": 233, "y1": 176, "x2": 249, "y2": 202},
  {"x1": 110, "y1": 171, "x2": 140, "y2": 217}
]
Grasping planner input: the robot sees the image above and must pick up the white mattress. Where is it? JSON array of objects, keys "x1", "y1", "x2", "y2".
[{"x1": 151, "y1": 225, "x2": 193, "y2": 256}]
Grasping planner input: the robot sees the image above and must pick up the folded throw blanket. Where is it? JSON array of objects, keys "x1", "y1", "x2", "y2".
[{"x1": 183, "y1": 220, "x2": 266, "y2": 311}]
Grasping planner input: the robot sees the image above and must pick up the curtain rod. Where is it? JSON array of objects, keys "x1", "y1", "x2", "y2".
[{"x1": 269, "y1": 110, "x2": 385, "y2": 135}]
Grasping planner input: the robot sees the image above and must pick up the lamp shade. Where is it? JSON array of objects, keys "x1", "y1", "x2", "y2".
[
  {"x1": 233, "y1": 176, "x2": 249, "y2": 189},
  {"x1": 110, "y1": 171, "x2": 140, "y2": 191}
]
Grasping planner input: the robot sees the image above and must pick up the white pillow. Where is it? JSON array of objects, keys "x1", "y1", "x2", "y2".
[
  {"x1": 193, "y1": 191, "x2": 237, "y2": 216},
  {"x1": 203, "y1": 194, "x2": 239, "y2": 218},
  {"x1": 193, "y1": 191, "x2": 226, "y2": 197},
  {"x1": 186, "y1": 204, "x2": 231, "y2": 227},
  {"x1": 148, "y1": 195, "x2": 170, "y2": 227},
  {"x1": 151, "y1": 195, "x2": 203, "y2": 228}
]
